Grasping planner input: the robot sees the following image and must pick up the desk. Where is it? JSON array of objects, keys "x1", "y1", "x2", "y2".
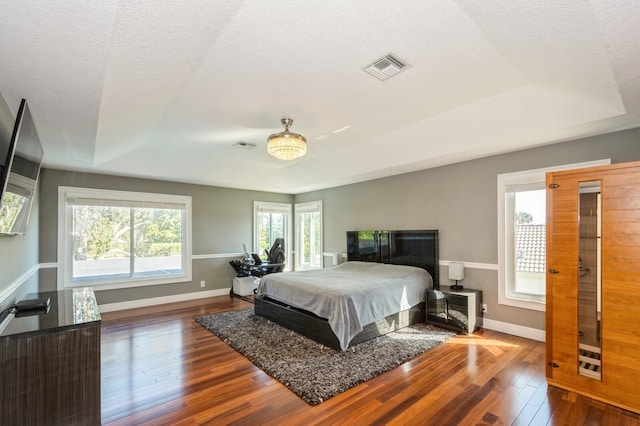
[{"x1": 0, "y1": 287, "x2": 101, "y2": 425}]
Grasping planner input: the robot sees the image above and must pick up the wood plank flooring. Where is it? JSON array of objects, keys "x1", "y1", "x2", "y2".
[{"x1": 100, "y1": 295, "x2": 640, "y2": 425}]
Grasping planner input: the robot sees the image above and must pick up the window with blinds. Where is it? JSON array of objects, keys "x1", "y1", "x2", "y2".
[{"x1": 58, "y1": 186, "x2": 192, "y2": 290}]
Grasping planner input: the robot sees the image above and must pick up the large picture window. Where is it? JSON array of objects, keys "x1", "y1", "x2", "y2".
[
  {"x1": 58, "y1": 187, "x2": 192, "y2": 290},
  {"x1": 295, "y1": 201, "x2": 323, "y2": 270},
  {"x1": 497, "y1": 160, "x2": 609, "y2": 311}
]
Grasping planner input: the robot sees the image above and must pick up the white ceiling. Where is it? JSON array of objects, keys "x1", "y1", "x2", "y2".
[{"x1": 1, "y1": 0, "x2": 639, "y2": 194}]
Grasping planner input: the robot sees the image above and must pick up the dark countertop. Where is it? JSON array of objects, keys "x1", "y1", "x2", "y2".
[{"x1": 0, "y1": 287, "x2": 101, "y2": 339}]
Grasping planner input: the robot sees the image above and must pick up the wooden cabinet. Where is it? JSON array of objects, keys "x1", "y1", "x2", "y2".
[
  {"x1": 546, "y1": 161, "x2": 640, "y2": 414},
  {"x1": 426, "y1": 286, "x2": 482, "y2": 333},
  {"x1": 0, "y1": 288, "x2": 101, "y2": 425}
]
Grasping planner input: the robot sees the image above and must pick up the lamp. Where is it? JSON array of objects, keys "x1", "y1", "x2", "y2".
[
  {"x1": 448, "y1": 261, "x2": 464, "y2": 291},
  {"x1": 267, "y1": 118, "x2": 307, "y2": 161}
]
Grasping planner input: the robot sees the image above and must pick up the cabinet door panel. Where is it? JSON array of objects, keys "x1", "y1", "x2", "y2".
[
  {"x1": 606, "y1": 197, "x2": 640, "y2": 210},
  {"x1": 547, "y1": 162, "x2": 640, "y2": 414}
]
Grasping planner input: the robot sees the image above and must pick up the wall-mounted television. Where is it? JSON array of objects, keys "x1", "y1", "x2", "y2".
[{"x1": 0, "y1": 95, "x2": 43, "y2": 235}]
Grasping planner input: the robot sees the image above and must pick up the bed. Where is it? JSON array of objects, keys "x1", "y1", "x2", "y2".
[{"x1": 254, "y1": 229, "x2": 439, "y2": 351}]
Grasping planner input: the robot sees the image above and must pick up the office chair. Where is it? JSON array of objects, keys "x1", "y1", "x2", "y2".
[
  {"x1": 252, "y1": 238, "x2": 285, "y2": 276},
  {"x1": 229, "y1": 239, "x2": 286, "y2": 278}
]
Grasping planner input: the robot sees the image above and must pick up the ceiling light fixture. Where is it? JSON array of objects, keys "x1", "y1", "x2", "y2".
[{"x1": 267, "y1": 118, "x2": 307, "y2": 161}]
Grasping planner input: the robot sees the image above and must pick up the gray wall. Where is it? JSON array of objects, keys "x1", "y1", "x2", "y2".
[
  {"x1": 3, "y1": 128, "x2": 639, "y2": 331},
  {"x1": 294, "y1": 128, "x2": 640, "y2": 331},
  {"x1": 0, "y1": 188, "x2": 40, "y2": 313},
  {"x1": 37, "y1": 169, "x2": 293, "y2": 305}
]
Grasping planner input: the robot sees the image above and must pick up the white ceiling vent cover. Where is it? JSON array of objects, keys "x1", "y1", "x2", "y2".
[{"x1": 364, "y1": 53, "x2": 409, "y2": 81}]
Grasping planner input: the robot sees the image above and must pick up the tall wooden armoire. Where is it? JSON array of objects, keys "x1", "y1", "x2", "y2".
[{"x1": 546, "y1": 161, "x2": 640, "y2": 413}]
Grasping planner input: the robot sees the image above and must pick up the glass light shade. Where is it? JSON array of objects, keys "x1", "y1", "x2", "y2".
[
  {"x1": 267, "y1": 118, "x2": 307, "y2": 160},
  {"x1": 267, "y1": 133, "x2": 307, "y2": 160}
]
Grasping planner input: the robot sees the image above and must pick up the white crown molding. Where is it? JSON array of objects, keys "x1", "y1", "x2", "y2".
[
  {"x1": 192, "y1": 253, "x2": 244, "y2": 260},
  {"x1": 0, "y1": 264, "x2": 39, "y2": 304},
  {"x1": 328, "y1": 254, "x2": 499, "y2": 271},
  {"x1": 439, "y1": 260, "x2": 498, "y2": 270}
]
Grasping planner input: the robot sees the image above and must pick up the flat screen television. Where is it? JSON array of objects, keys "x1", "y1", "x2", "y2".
[
  {"x1": 0, "y1": 95, "x2": 43, "y2": 235},
  {"x1": 347, "y1": 229, "x2": 440, "y2": 288}
]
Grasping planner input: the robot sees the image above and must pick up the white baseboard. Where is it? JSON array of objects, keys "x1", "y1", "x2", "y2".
[
  {"x1": 98, "y1": 288, "x2": 231, "y2": 313},
  {"x1": 483, "y1": 318, "x2": 546, "y2": 342}
]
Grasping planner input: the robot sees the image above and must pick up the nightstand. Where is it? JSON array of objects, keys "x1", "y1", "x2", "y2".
[{"x1": 426, "y1": 286, "x2": 483, "y2": 334}]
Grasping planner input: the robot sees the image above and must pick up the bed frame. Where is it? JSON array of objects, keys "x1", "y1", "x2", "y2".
[
  {"x1": 254, "y1": 229, "x2": 439, "y2": 351},
  {"x1": 255, "y1": 296, "x2": 425, "y2": 350}
]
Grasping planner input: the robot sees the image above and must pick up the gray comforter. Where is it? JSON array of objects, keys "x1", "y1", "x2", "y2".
[{"x1": 256, "y1": 261, "x2": 433, "y2": 350}]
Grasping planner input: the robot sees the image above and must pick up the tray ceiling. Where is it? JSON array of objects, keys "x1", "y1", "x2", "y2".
[{"x1": 0, "y1": 0, "x2": 639, "y2": 193}]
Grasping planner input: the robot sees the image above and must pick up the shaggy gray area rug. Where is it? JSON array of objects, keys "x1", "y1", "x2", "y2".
[{"x1": 196, "y1": 308, "x2": 455, "y2": 405}]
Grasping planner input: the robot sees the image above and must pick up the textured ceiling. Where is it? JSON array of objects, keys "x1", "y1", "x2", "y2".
[{"x1": 0, "y1": 0, "x2": 639, "y2": 193}]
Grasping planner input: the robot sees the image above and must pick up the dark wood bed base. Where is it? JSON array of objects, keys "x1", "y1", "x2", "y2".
[{"x1": 254, "y1": 295, "x2": 426, "y2": 351}]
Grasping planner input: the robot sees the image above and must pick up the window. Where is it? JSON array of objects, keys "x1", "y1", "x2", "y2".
[
  {"x1": 58, "y1": 187, "x2": 192, "y2": 290},
  {"x1": 503, "y1": 181, "x2": 547, "y2": 305},
  {"x1": 253, "y1": 201, "x2": 291, "y2": 269},
  {"x1": 295, "y1": 201, "x2": 323, "y2": 270},
  {"x1": 497, "y1": 160, "x2": 610, "y2": 310}
]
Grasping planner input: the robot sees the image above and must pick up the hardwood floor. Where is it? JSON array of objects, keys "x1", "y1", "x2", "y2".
[{"x1": 101, "y1": 296, "x2": 639, "y2": 425}]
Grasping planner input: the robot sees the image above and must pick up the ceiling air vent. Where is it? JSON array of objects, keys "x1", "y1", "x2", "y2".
[
  {"x1": 233, "y1": 141, "x2": 256, "y2": 149},
  {"x1": 363, "y1": 53, "x2": 409, "y2": 81}
]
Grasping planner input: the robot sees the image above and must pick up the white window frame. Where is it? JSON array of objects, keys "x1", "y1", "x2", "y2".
[
  {"x1": 295, "y1": 200, "x2": 323, "y2": 271},
  {"x1": 497, "y1": 159, "x2": 610, "y2": 311},
  {"x1": 57, "y1": 186, "x2": 192, "y2": 291},
  {"x1": 253, "y1": 201, "x2": 292, "y2": 270}
]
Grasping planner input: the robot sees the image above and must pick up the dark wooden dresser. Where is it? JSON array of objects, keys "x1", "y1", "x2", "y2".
[{"x1": 0, "y1": 287, "x2": 101, "y2": 425}]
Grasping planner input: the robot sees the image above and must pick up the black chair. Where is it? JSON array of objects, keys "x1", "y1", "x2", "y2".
[
  {"x1": 251, "y1": 238, "x2": 285, "y2": 277},
  {"x1": 229, "y1": 239, "x2": 285, "y2": 278}
]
